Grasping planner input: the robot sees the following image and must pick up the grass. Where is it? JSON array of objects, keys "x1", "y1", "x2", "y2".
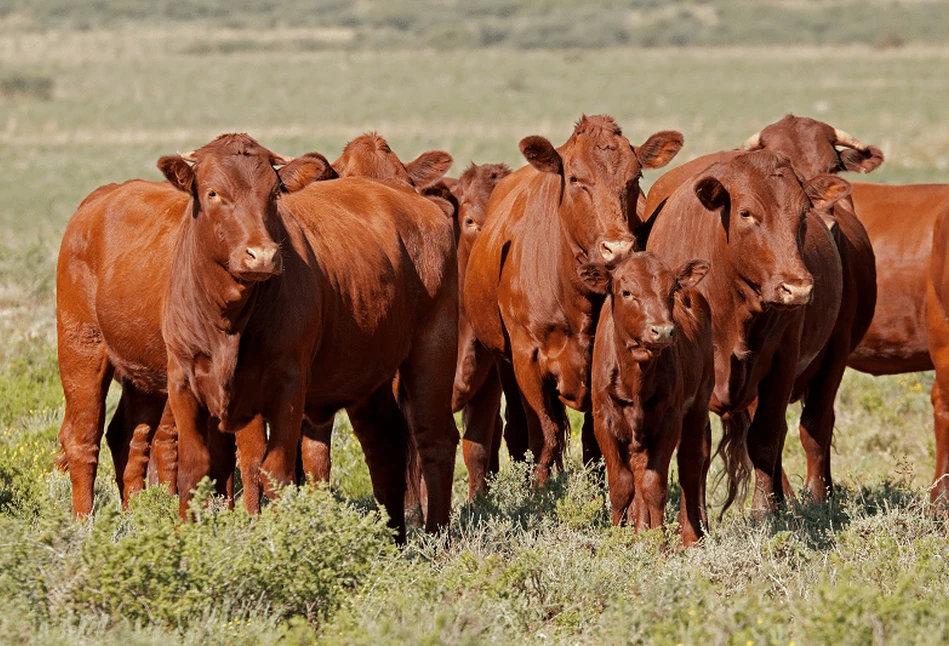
[{"x1": 0, "y1": 18, "x2": 947, "y2": 644}]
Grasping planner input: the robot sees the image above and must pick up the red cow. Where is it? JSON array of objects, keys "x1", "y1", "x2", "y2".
[
  {"x1": 465, "y1": 115, "x2": 684, "y2": 484},
  {"x1": 159, "y1": 135, "x2": 458, "y2": 542},
  {"x1": 843, "y1": 182, "x2": 949, "y2": 503},
  {"x1": 580, "y1": 252, "x2": 713, "y2": 545},
  {"x1": 56, "y1": 136, "x2": 330, "y2": 516},
  {"x1": 646, "y1": 150, "x2": 850, "y2": 512},
  {"x1": 447, "y1": 162, "x2": 529, "y2": 499},
  {"x1": 644, "y1": 114, "x2": 880, "y2": 501}
]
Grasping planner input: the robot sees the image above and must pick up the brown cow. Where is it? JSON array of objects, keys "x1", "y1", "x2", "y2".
[
  {"x1": 333, "y1": 132, "x2": 453, "y2": 190},
  {"x1": 465, "y1": 115, "x2": 684, "y2": 484},
  {"x1": 643, "y1": 114, "x2": 880, "y2": 501},
  {"x1": 447, "y1": 162, "x2": 527, "y2": 499},
  {"x1": 160, "y1": 137, "x2": 458, "y2": 541},
  {"x1": 646, "y1": 150, "x2": 850, "y2": 512},
  {"x1": 844, "y1": 182, "x2": 949, "y2": 503},
  {"x1": 56, "y1": 135, "x2": 330, "y2": 517},
  {"x1": 580, "y1": 252, "x2": 713, "y2": 545}
]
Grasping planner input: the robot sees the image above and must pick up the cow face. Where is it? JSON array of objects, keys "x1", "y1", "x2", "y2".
[
  {"x1": 579, "y1": 253, "x2": 708, "y2": 362},
  {"x1": 455, "y1": 162, "x2": 511, "y2": 262},
  {"x1": 520, "y1": 115, "x2": 683, "y2": 265},
  {"x1": 334, "y1": 132, "x2": 453, "y2": 189},
  {"x1": 741, "y1": 114, "x2": 884, "y2": 179},
  {"x1": 693, "y1": 151, "x2": 850, "y2": 309},
  {"x1": 158, "y1": 134, "x2": 333, "y2": 281}
]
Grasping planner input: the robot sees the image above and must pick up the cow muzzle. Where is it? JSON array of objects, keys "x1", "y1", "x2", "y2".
[
  {"x1": 239, "y1": 244, "x2": 282, "y2": 280},
  {"x1": 648, "y1": 324, "x2": 676, "y2": 345},
  {"x1": 599, "y1": 238, "x2": 635, "y2": 264},
  {"x1": 774, "y1": 277, "x2": 813, "y2": 307}
]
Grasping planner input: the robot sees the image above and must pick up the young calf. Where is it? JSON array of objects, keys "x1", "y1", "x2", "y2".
[{"x1": 580, "y1": 252, "x2": 714, "y2": 546}]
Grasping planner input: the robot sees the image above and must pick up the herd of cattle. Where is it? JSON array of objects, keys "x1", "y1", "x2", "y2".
[{"x1": 53, "y1": 113, "x2": 949, "y2": 545}]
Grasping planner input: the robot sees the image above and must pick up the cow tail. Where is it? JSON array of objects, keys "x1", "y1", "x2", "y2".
[
  {"x1": 403, "y1": 423, "x2": 423, "y2": 522},
  {"x1": 714, "y1": 409, "x2": 751, "y2": 518}
]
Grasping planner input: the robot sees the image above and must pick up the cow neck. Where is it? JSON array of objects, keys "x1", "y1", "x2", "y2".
[
  {"x1": 166, "y1": 209, "x2": 262, "y2": 423},
  {"x1": 556, "y1": 206, "x2": 601, "y2": 311}
]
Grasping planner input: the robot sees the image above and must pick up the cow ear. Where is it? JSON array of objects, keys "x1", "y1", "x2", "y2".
[
  {"x1": 157, "y1": 155, "x2": 195, "y2": 194},
  {"x1": 839, "y1": 145, "x2": 884, "y2": 174},
  {"x1": 279, "y1": 152, "x2": 338, "y2": 193},
  {"x1": 520, "y1": 136, "x2": 563, "y2": 175},
  {"x1": 694, "y1": 177, "x2": 728, "y2": 212},
  {"x1": 577, "y1": 262, "x2": 612, "y2": 294},
  {"x1": 635, "y1": 131, "x2": 684, "y2": 169},
  {"x1": 675, "y1": 259, "x2": 710, "y2": 290},
  {"x1": 805, "y1": 174, "x2": 851, "y2": 211},
  {"x1": 406, "y1": 150, "x2": 453, "y2": 188}
]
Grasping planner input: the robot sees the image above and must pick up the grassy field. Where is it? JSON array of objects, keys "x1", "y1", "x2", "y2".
[{"x1": 1, "y1": 23, "x2": 948, "y2": 644}]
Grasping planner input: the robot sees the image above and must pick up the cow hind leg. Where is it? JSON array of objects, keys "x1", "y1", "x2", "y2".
[
  {"x1": 462, "y1": 367, "x2": 503, "y2": 499},
  {"x1": 678, "y1": 408, "x2": 712, "y2": 546},
  {"x1": 106, "y1": 386, "x2": 165, "y2": 507},
  {"x1": 58, "y1": 333, "x2": 114, "y2": 517},
  {"x1": 348, "y1": 386, "x2": 410, "y2": 543},
  {"x1": 235, "y1": 415, "x2": 267, "y2": 513},
  {"x1": 747, "y1": 363, "x2": 797, "y2": 516},
  {"x1": 300, "y1": 416, "x2": 334, "y2": 485},
  {"x1": 398, "y1": 309, "x2": 460, "y2": 534},
  {"x1": 798, "y1": 339, "x2": 849, "y2": 503},
  {"x1": 498, "y1": 361, "x2": 530, "y2": 462}
]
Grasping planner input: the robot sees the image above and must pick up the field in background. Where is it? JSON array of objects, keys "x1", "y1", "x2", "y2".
[{"x1": 1, "y1": 21, "x2": 948, "y2": 644}]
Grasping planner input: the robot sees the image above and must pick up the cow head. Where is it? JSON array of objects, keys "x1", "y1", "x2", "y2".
[
  {"x1": 454, "y1": 162, "x2": 512, "y2": 263},
  {"x1": 693, "y1": 150, "x2": 850, "y2": 309},
  {"x1": 740, "y1": 114, "x2": 884, "y2": 179},
  {"x1": 158, "y1": 133, "x2": 334, "y2": 282},
  {"x1": 578, "y1": 253, "x2": 709, "y2": 362},
  {"x1": 520, "y1": 115, "x2": 683, "y2": 265},
  {"x1": 333, "y1": 132, "x2": 453, "y2": 190}
]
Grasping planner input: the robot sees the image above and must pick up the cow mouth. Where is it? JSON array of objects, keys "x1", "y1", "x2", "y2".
[
  {"x1": 626, "y1": 340, "x2": 669, "y2": 361},
  {"x1": 234, "y1": 268, "x2": 281, "y2": 283}
]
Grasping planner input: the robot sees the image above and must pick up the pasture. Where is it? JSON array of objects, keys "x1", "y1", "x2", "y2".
[{"x1": 1, "y1": 24, "x2": 948, "y2": 644}]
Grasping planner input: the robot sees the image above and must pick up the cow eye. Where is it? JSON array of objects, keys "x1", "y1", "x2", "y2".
[
  {"x1": 569, "y1": 176, "x2": 579, "y2": 184},
  {"x1": 739, "y1": 209, "x2": 751, "y2": 219},
  {"x1": 621, "y1": 290, "x2": 633, "y2": 299},
  {"x1": 207, "y1": 190, "x2": 218, "y2": 199}
]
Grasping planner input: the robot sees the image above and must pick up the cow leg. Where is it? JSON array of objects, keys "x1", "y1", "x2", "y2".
[
  {"x1": 511, "y1": 345, "x2": 567, "y2": 486},
  {"x1": 498, "y1": 361, "x2": 529, "y2": 462},
  {"x1": 398, "y1": 301, "x2": 459, "y2": 533},
  {"x1": 928, "y1": 277, "x2": 949, "y2": 507},
  {"x1": 106, "y1": 386, "x2": 165, "y2": 506},
  {"x1": 592, "y1": 413, "x2": 633, "y2": 525},
  {"x1": 171, "y1": 383, "x2": 211, "y2": 520},
  {"x1": 462, "y1": 365, "x2": 503, "y2": 499},
  {"x1": 207, "y1": 421, "x2": 236, "y2": 509},
  {"x1": 151, "y1": 402, "x2": 177, "y2": 494},
  {"x1": 581, "y1": 410, "x2": 603, "y2": 465},
  {"x1": 58, "y1": 330, "x2": 114, "y2": 517},
  {"x1": 678, "y1": 407, "x2": 712, "y2": 546},
  {"x1": 798, "y1": 338, "x2": 849, "y2": 502},
  {"x1": 235, "y1": 415, "x2": 267, "y2": 513},
  {"x1": 746, "y1": 359, "x2": 797, "y2": 515},
  {"x1": 630, "y1": 418, "x2": 676, "y2": 534},
  {"x1": 348, "y1": 385, "x2": 410, "y2": 543},
  {"x1": 260, "y1": 380, "x2": 305, "y2": 499},
  {"x1": 300, "y1": 416, "x2": 334, "y2": 484}
]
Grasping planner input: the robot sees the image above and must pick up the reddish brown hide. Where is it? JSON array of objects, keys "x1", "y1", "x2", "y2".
[
  {"x1": 842, "y1": 182, "x2": 949, "y2": 502},
  {"x1": 56, "y1": 134, "x2": 331, "y2": 517},
  {"x1": 646, "y1": 150, "x2": 850, "y2": 513},
  {"x1": 162, "y1": 142, "x2": 458, "y2": 541},
  {"x1": 465, "y1": 115, "x2": 684, "y2": 485},
  {"x1": 582, "y1": 253, "x2": 714, "y2": 545},
  {"x1": 644, "y1": 114, "x2": 879, "y2": 502}
]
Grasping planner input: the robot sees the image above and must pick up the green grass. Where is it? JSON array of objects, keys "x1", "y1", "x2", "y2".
[{"x1": 1, "y1": 20, "x2": 948, "y2": 644}]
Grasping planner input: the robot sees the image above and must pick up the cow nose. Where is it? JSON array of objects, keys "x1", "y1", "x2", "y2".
[
  {"x1": 600, "y1": 239, "x2": 634, "y2": 263},
  {"x1": 649, "y1": 324, "x2": 675, "y2": 344},
  {"x1": 244, "y1": 245, "x2": 280, "y2": 274},
  {"x1": 778, "y1": 278, "x2": 813, "y2": 306}
]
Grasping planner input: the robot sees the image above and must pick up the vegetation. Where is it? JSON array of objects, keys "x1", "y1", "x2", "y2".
[{"x1": 0, "y1": 8, "x2": 947, "y2": 642}]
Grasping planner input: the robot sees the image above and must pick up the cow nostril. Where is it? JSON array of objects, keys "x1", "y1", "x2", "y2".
[{"x1": 246, "y1": 248, "x2": 258, "y2": 261}]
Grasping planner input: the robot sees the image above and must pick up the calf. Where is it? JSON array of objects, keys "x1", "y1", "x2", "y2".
[{"x1": 581, "y1": 253, "x2": 713, "y2": 545}]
